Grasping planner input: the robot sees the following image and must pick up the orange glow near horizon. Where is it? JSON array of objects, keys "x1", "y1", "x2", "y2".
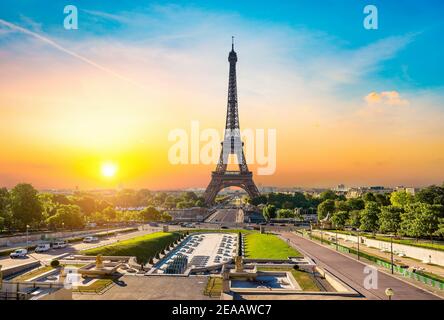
[{"x1": 1, "y1": 33, "x2": 444, "y2": 190}]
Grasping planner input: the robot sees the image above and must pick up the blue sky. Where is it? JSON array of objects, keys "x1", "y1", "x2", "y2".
[{"x1": 1, "y1": 0, "x2": 443, "y2": 89}]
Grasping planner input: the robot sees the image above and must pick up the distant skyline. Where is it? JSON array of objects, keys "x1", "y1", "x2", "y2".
[{"x1": 1, "y1": 0, "x2": 444, "y2": 190}]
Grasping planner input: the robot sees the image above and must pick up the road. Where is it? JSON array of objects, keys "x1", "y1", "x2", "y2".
[
  {"x1": 205, "y1": 208, "x2": 240, "y2": 223},
  {"x1": 281, "y1": 232, "x2": 441, "y2": 300},
  {"x1": 0, "y1": 226, "x2": 171, "y2": 270}
]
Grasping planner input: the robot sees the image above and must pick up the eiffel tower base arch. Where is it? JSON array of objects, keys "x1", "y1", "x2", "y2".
[{"x1": 203, "y1": 172, "x2": 260, "y2": 205}]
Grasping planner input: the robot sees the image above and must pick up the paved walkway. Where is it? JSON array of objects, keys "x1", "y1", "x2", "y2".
[
  {"x1": 73, "y1": 275, "x2": 212, "y2": 300},
  {"x1": 280, "y1": 232, "x2": 441, "y2": 300}
]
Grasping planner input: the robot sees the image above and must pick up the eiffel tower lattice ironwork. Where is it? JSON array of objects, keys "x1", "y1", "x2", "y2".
[{"x1": 203, "y1": 38, "x2": 260, "y2": 205}]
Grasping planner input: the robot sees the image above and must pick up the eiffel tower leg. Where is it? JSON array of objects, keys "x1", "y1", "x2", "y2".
[{"x1": 203, "y1": 177, "x2": 223, "y2": 205}]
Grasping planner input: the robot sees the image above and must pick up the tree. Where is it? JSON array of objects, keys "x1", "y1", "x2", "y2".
[
  {"x1": 415, "y1": 185, "x2": 444, "y2": 205},
  {"x1": 435, "y1": 218, "x2": 444, "y2": 237},
  {"x1": 249, "y1": 195, "x2": 267, "y2": 206},
  {"x1": 10, "y1": 183, "x2": 42, "y2": 229},
  {"x1": 0, "y1": 187, "x2": 12, "y2": 230},
  {"x1": 363, "y1": 192, "x2": 377, "y2": 203},
  {"x1": 46, "y1": 204, "x2": 84, "y2": 229},
  {"x1": 390, "y1": 190, "x2": 414, "y2": 208},
  {"x1": 400, "y1": 203, "x2": 442, "y2": 239},
  {"x1": 379, "y1": 205, "x2": 402, "y2": 234},
  {"x1": 164, "y1": 196, "x2": 177, "y2": 209},
  {"x1": 319, "y1": 190, "x2": 337, "y2": 202},
  {"x1": 317, "y1": 199, "x2": 335, "y2": 220},
  {"x1": 346, "y1": 198, "x2": 365, "y2": 211},
  {"x1": 293, "y1": 209, "x2": 303, "y2": 221},
  {"x1": 262, "y1": 204, "x2": 277, "y2": 221},
  {"x1": 72, "y1": 195, "x2": 96, "y2": 215},
  {"x1": 140, "y1": 206, "x2": 161, "y2": 221},
  {"x1": 160, "y1": 212, "x2": 172, "y2": 222},
  {"x1": 331, "y1": 211, "x2": 349, "y2": 229},
  {"x1": 375, "y1": 193, "x2": 391, "y2": 206},
  {"x1": 282, "y1": 201, "x2": 294, "y2": 209},
  {"x1": 359, "y1": 202, "x2": 380, "y2": 233},
  {"x1": 335, "y1": 200, "x2": 350, "y2": 212},
  {"x1": 102, "y1": 206, "x2": 117, "y2": 220},
  {"x1": 195, "y1": 198, "x2": 205, "y2": 207},
  {"x1": 347, "y1": 210, "x2": 361, "y2": 228},
  {"x1": 277, "y1": 209, "x2": 294, "y2": 219}
]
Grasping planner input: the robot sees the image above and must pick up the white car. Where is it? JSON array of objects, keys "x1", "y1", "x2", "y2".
[
  {"x1": 52, "y1": 241, "x2": 68, "y2": 249},
  {"x1": 35, "y1": 243, "x2": 51, "y2": 253},
  {"x1": 83, "y1": 236, "x2": 99, "y2": 243},
  {"x1": 10, "y1": 248, "x2": 28, "y2": 258}
]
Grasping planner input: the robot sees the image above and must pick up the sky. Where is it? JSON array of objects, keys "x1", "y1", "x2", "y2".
[{"x1": 0, "y1": 0, "x2": 444, "y2": 190}]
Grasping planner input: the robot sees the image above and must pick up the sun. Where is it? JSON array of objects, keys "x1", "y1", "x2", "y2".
[{"x1": 101, "y1": 162, "x2": 118, "y2": 178}]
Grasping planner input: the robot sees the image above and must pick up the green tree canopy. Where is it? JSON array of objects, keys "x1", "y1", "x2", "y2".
[
  {"x1": 140, "y1": 206, "x2": 161, "y2": 221},
  {"x1": 276, "y1": 208, "x2": 294, "y2": 219},
  {"x1": 359, "y1": 201, "x2": 380, "y2": 233},
  {"x1": 317, "y1": 199, "x2": 335, "y2": 220},
  {"x1": 262, "y1": 204, "x2": 277, "y2": 221},
  {"x1": 10, "y1": 183, "x2": 42, "y2": 229},
  {"x1": 331, "y1": 211, "x2": 349, "y2": 229},
  {"x1": 379, "y1": 205, "x2": 403, "y2": 234},
  {"x1": 46, "y1": 204, "x2": 84, "y2": 229},
  {"x1": 390, "y1": 190, "x2": 414, "y2": 208}
]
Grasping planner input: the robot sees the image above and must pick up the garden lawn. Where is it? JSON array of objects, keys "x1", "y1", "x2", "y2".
[
  {"x1": 13, "y1": 266, "x2": 54, "y2": 281},
  {"x1": 81, "y1": 232, "x2": 181, "y2": 264},
  {"x1": 245, "y1": 233, "x2": 302, "y2": 259}
]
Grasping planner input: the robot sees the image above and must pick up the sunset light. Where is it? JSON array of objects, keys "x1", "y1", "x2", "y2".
[{"x1": 101, "y1": 162, "x2": 118, "y2": 178}]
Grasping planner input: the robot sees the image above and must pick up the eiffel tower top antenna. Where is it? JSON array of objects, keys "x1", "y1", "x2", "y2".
[{"x1": 232, "y1": 36, "x2": 234, "y2": 51}]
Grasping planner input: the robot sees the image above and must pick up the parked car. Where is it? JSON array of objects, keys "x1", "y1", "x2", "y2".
[
  {"x1": 10, "y1": 248, "x2": 28, "y2": 258},
  {"x1": 83, "y1": 236, "x2": 99, "y2": 243},
  {"x1": 52, "y1": 240, "x2": 67, "y2": 249},
  {"x1": 35, "y1": 243, "x2": 51, "y2": 253}
]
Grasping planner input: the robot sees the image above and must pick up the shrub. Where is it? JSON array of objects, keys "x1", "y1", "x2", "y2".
[{"x1": 51, "y1": 259, "x2": 60, "y2": 268}]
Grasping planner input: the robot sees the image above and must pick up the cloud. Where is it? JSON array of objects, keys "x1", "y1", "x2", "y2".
[
  {"x1": 0, "y1": 18, "x2": 145, "y2": 90},
  {"x1": 365, "y1": 91, "x2": 409, "y2": 106}
]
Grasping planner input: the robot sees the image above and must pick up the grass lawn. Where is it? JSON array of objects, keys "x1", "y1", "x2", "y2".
[
  {"x1": 257, "y1": 267, "x2": 321, "y2": 292},
  {"x1": 203, "y1": 276, "x2": 223, "y2": 297},
  {"x1": 13, "y1": 266, "x2": 54, "y2": 281},
  {"x1": 245, "y1": 233, "x2": 302, "y2": 259},
  {"x1": 81, "y1": 232, "x2": 181, "y2": 264}
]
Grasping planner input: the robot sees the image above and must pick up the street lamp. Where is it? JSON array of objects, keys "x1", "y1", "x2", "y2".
[
  {"x1": 385, "y1": 288, "x2": 394, "y2": 300},
  {"x1": 356, "y1": 228, "x2": 360, "y2": 261},
  {"x1": 390, "y1": 234, "x2": 394, "y2": 274},
  {"x1": 335, "y1": 229, "x2": 338, "y2": 251},
  {"x1": 26, "y1": 224, "x2": 30, "y2": 248},
  {"x1": 320, "y1": 227, "x2": 324, "y2": 244}
]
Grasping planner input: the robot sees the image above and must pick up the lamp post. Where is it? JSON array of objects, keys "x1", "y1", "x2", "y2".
[
  {"x1": 320, "y1": 227, "x2": 323, "y2": 244},
  {"x1": 390, "y1": 234, "x2": 394, "y2": 274},
  {"x1": 26, "y1": 224, "x2": 30, "y2": 248},
  {"x1": 357, "y1": 228, "x2": 360, "y2": 261},
  {"x1": 336, "y1": 230, "x2": 338, "y2": 251}
]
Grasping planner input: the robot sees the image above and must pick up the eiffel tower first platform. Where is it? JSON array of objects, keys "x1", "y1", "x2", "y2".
[{"x1": 203, "y1": 38, "x2": 260, "y2": 205}]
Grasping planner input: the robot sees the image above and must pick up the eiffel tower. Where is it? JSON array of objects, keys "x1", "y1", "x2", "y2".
[{"x1": 203, "y1": 38, "x2": 260, "y2": 205}]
